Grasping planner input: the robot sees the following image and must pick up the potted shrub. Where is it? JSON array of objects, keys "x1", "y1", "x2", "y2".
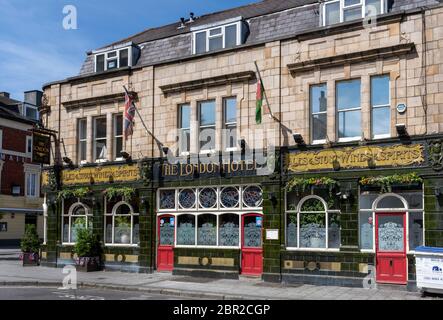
[
  {"x1": 73, "y1": 228, "x2": 102, "y2": 272},
  {"x1": 20, "y1": 224, "x2": 41, "y2": 266}
]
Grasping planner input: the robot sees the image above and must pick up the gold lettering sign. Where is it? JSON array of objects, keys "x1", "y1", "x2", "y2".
[
  {"x1": 162, "y1": 160, "x2": 257, "y2": 177},
  {"x1": 57, "y1": 164, "x2": 140, "y2": 186},
  {"x1": 287, "y1": 144, "x2": 425, "y2": 173}
]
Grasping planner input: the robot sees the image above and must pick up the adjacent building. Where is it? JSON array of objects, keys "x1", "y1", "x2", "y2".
[
  {"x1": 41, "y1": 0, "x2": 443, "y2": 290},
  {"x1": 0, "y1": 91, "x2": 44, "y2": 246}
]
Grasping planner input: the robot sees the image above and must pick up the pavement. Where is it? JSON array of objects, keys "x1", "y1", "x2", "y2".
[
  {"x1": 0, "y1": 248, "x2": 20, "y2": 261},
  {"x1": 0, "y1": 260, "x2": 441, "y2": 300}
]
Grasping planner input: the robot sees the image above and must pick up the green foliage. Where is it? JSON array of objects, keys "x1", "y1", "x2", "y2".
[
  {"x1": 73, "y1": 228, "x2": 102, "y2": 258},
  {"x1": 20, "y1": 225, "x2": 40, "y2": 253},
  {"x1": 359, "y1": 173, "x2": 423, "y2": 193},
  {"x1": 115, "y1": 216, "x2": 131, "y2": 228},
  {"x1": 58, "y1": 187, "x2": 91, "y2": 200},
  {"x1": 104, "y1": 187, "x2": 135, "y2": 201},
  {"x1": 286, "y1": 177, "x2": 339, "y2": 196}
]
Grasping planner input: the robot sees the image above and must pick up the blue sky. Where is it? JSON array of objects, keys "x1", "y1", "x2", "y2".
[{"x1": 0, "y1": 0, "x2": 256, "y2": 100}]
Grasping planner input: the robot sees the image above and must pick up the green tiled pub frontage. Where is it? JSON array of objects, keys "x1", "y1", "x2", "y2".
[
  {"x1": 278, "y1": 136, "x2": 443, "y2": 290},
  {"x1": 40, "y1": 137, "x2": 443, "y2": 290}
]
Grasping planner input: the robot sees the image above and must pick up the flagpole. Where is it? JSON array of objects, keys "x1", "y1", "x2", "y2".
[
  {"x1": 254, "y1": 61, "x2": 276, "y2": 121},
  {"x1": 123, "y1": 86, "x2": 163, "y2": 149}
]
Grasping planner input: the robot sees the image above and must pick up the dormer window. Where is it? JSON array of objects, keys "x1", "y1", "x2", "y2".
[
  {"x1": 192, "y1": 17, "x2": 246, "y2": 54},
  {"x1": 323, "y1": 0, "x2": 386, "y2": 26},
  {"x1": 94, "y1": 44, "x2": 137, "y2": 73}
]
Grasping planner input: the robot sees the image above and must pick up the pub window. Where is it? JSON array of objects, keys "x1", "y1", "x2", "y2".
[
  {"x1": 359, "y1": 192, "x2": 424, "y2": 251},
  {"x1": 78, "y1": 118, "x2": 87, "y2": 164},
  {"x1": 223, "y1": 97, "x2": 237, "y2": 151},
  {"x1": 62, "y1": 203, "x2": 92, "y2": 244},
  {"x1": 286, "y1": 195, "x2": 340, "y2": 249},
  {"x1": 177, "y1": 214, "x2": 196, "y2": 246},
  {"x1": 178, "y1": 104, "x2": 191, "y2": 155},
  {"x1": 105, "y1": 202, "x2": 139, "y2": 246},
  {"x1": 114, "y1": 114, "x2": 123, "y2": 160},
  {"x1": 218, "y1": 214, "x2": 239, "y2": 247},
  {"x1": 371, "y1": 75, "x2": 391, "y2": 139},
  {"x1": 337, "y1": 79, "x2": 361, "y2": 142},
  {"x1": 93, "y1": 116, "x2": 107, "y2": 162},
  {"x1": 323, "y1": 0, "x2": 386, "y2": 26},
  {"x1": 310, "y1": 84, "x2": 327, "y2": 144},
  {"x1": 197, "y1": 214, "x2": 217, "y2": 246},
  {"x1": 192, "y1": 20, "x2": 242, "y2": 54},
  {"x1": 198, "y1": 100, "x2": 216, "y2": 153}
]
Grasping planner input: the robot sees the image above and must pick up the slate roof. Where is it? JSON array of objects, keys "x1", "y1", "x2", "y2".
[
  {"x1": 0, "y1": 105, "x2": 35, "y2": 125},
  {"x1": 63, "y1": 0, "x2": 443, "y2": 79}
]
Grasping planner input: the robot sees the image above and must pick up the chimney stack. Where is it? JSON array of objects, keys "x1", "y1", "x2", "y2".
[{"x1": 0, "y1": 92, "x2": 10, "y2": 98}]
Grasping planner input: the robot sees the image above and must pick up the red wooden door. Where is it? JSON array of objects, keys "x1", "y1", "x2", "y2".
[
  {"x1": 157, "y1": 215, "x2": 175, "y2": 272},
  {"x1": 241, "y1": 214, "x2": 263, "y2": 276},
  {"x1": 375, "y1": 213, "x2": 407, "y2": 285}
]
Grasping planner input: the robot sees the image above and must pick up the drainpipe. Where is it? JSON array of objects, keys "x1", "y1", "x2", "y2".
[{"x1": 421, "y1": 7, "x2": 428, "y2": 135}]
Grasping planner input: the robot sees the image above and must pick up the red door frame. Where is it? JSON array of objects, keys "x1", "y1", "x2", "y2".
[
  {"x1": 375, "y1": 212, "x2": 407, "y2": 285},
  {"x1": 241, "y1": 213, "x2": 263, "y2": 276},
  {"x1": 157, "y1": 215, "x2": 175, "y2": 272}
]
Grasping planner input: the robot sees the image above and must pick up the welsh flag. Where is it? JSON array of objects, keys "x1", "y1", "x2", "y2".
[{"x1": 256, "y1": 79, "x2": 264, "y2": 125}]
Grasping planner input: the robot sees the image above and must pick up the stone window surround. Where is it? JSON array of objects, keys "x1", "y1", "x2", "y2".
[
  {"x1": 174, "y1": 94, "x2": 243, "y2": 155},
  {"x1": 301, "y1": 62, "x2": 398, "y2": 144}
]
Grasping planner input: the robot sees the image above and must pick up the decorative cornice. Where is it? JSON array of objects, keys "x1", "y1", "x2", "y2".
[
  {"x1": 62, "y1": 92, "x2": 137, "y2": 110},
  {"x1": 287, "y1": 43, "x2": 415, "y2": 75},
  {"x1": 159, "y1": 71, "x2": 256, "y2": 95}
]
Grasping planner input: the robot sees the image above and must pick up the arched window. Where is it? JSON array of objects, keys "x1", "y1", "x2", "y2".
[
  {"x1": 63, "y1": 202, "x2": 92, "y2": 244},
  {"x1": 105, "y1": 202, "x2": 139, "y2": 245},
  {"x1": 286, "y1": 196, "x2": 340, "y2": 249}
]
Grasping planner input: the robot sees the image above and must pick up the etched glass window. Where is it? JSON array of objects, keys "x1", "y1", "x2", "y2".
[
  {"x1": 197, "y1": 214, "x2": 217, "y2": 246},
  {"x1": 377, "y1": 215, "x2": 404, "y2": 252},
  {"x1": 220, "y1": 187, "x2": 239, "y2": 208},
  {"x1": 199, "y1": 188, "x2": 217, "y2": 209},
  {"x1": 179, "y1": 189, "x2": 196, "y2": 209},
  {"x1": 409, "y1": 212, "x2": 424, "y2": 250},
  {"x1": 177, "y1": 215, "x2": 196, "y2": 246},
  {"x1": 219, "y1": 214, "x2": 239, "y2": 247},
  {"x1": 159, "y1": 216, "x2": 175, "y2": 246},
  {"x1": 359, "y1": 211, "x2": 374, "y2": 250},
  {"x1": 63, "y1": 204, "x2": 92, "y2": 244},
  {"x1": 105, "y1": 203, "x2": 139, "y2": 245},
  {"x1": 243, "y1": 186, "x2": 263, "y2": 208},
  {"x1": 243, "y1": 216, "x2": 262, "y2": 248},
  {"x1": 286, "y1": 212, "x2": 298, "y2": 248},
  {"x1": 159, "y1": 190, "x2": 176, "y2": 210}
]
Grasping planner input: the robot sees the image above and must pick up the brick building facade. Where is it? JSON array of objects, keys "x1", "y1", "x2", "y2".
[
  {"x1": 0, "y1": 93, "x2": 43, "y2": 246},
  {"x1": 41, "y1": 0, "x2": 443, "y2": 289}
]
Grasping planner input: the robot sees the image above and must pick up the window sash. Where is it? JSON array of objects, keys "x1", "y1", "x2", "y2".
[
  {"x1": 113, "y1": 114, "x2": 123, "y2": 160},
  {"x1": 323, "y1": 0, "x2": 385, "y2": 26},
  {"x1": 193, "y1": 22, "x2": 240, "y2": 54},
  {"x1": 94, "y1": 117, "x2": 107, "y2": 161},
  {"x1": 95, "y1": 47, "x2": 132, "y2": 72}
]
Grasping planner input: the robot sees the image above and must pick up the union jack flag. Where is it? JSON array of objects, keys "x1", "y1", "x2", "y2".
[{"x1": 124, "y1": 89, "x2": 136, "y2": 140}]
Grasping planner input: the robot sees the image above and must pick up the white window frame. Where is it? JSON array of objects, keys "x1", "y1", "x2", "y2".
[
  {"x1": 104, "y1": 200, "x2": 139, "y2": 247},
  {"x1": 24, "y1": 164, "x2": 40, "y2": 199},
  {"x1": 0, "y1": 129, "x2": 2, "y2": 153},
  {"x1": 93, "y1": 116, "x2": 108, "y2": 163},
  {"x1": 24, "y1": 104, "x2": 39, "y2": 121},
  {"x1": 336, "y1": 79, "x2": 362, "y2": 142},
  {"x1": 157, "y1": 185, "x2": 263, "y2": 249},
  {"x1": 192, "y1": 21, "x2": 242, "y2": 54},
  {"x1": 77, "y1": 118, "x2": 87, "y2": 164},
  {"x1": 310, "y1": 84, "x2": 328, "y2": 145},
  {"x1": 359, "y1": 190, "x2": 425, "y2": 254},
  {"x1": 62, "y1": 201, "x2": 92, "y2": 245},
  {"x1": 178, "y1": 104, "x2": 191, "y2": 156},
  {"x1": 322, "y1": 0, "x2": 387, "y2": 26},
  {"x1": 223, "y1": 97, "x2": 238, "y2": 152},
  {"x1": 371, "y1": 74, "x2": 391, "y2": 139},
  {"x1": 198, "y1": 100, "x2": 217, "y2": 154},
  {"x1": 94, "y1": 46, "x2": 132, "y2": 73},
  {"x1": 113, "y1": 114, "x2": 124, "y2": 161},
  {"x1": 285, "y1": 195, "x2": 341, "y2": 252},
  {"x1": 26, "y1": 135, "x2": 33, "y2": 157}
]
